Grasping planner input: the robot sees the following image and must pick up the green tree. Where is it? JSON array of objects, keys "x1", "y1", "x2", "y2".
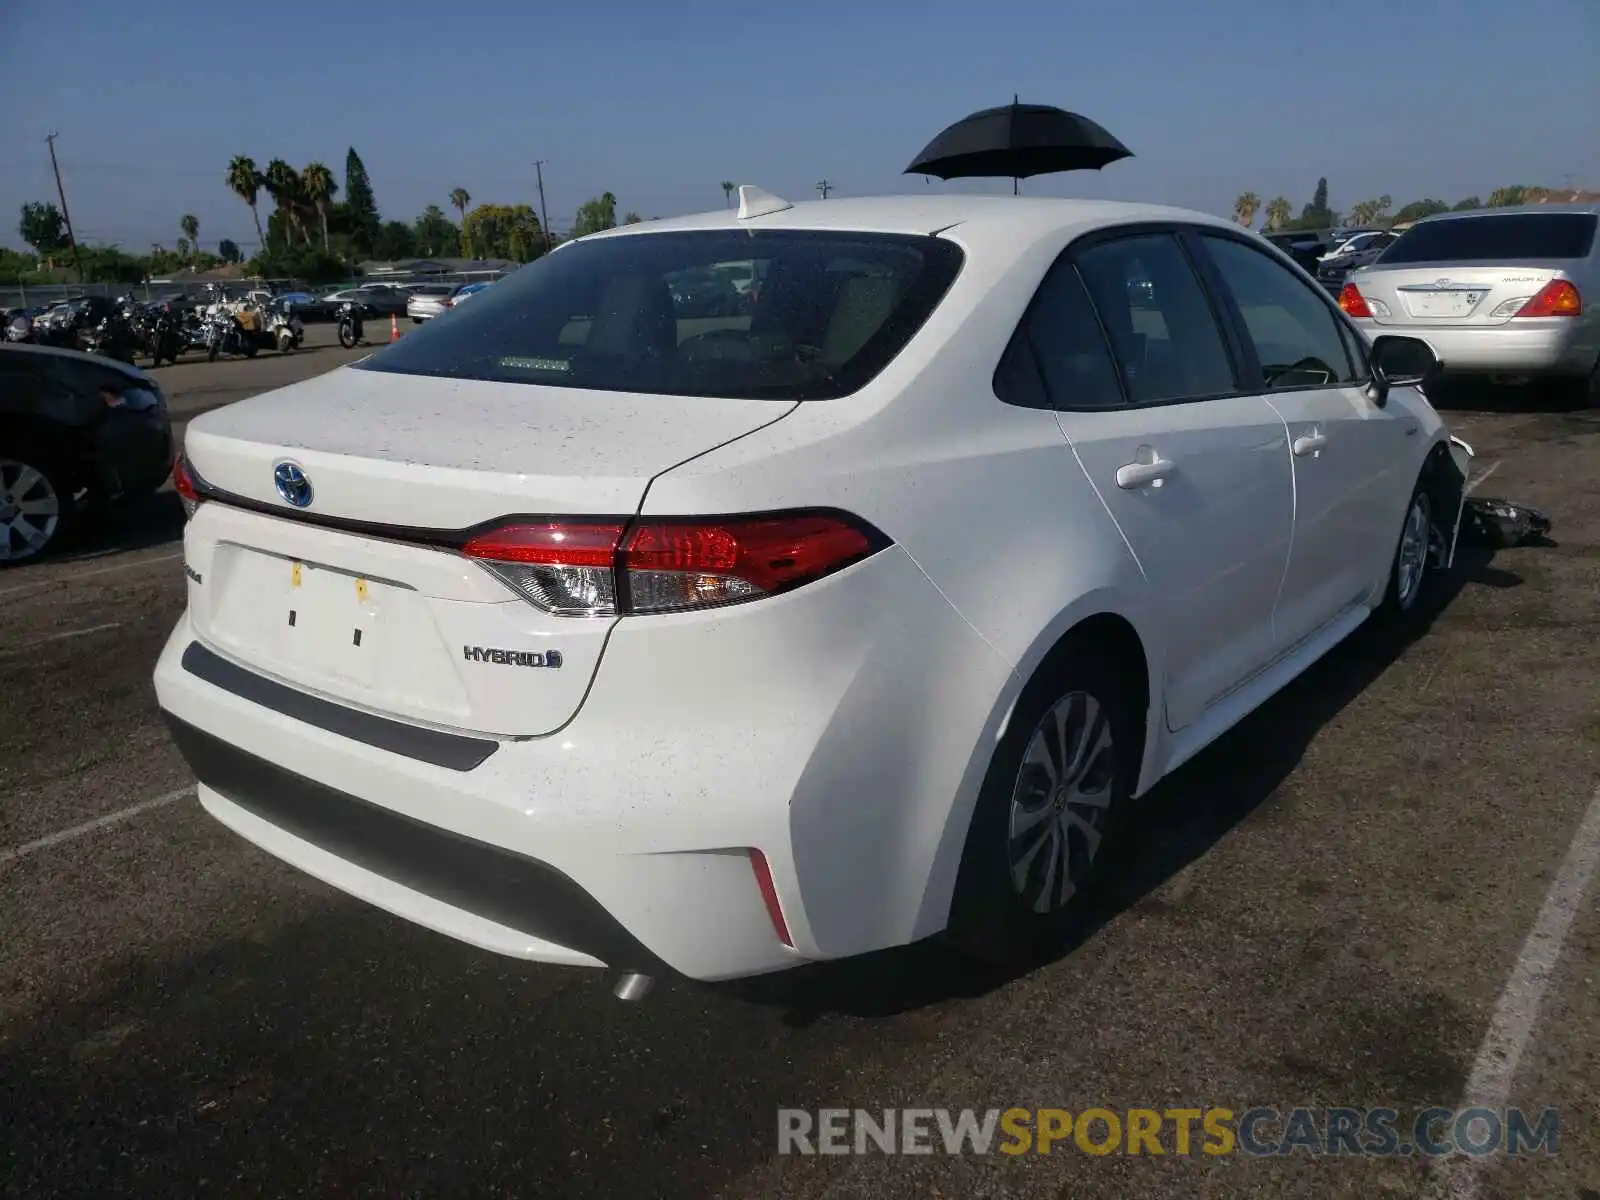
[
  {"x1": 176, "y1": 236, "x2": 192, "y2": 261},
  {"x1": 720, "y1": 180, "x2": 735, "y2": 208},
  {"x1": 1452, "y1": 196, "x2": 1483, "y2": 211},
  {"x1": 624, "y1": 212, "x2": 643, "y2": 224},
  {"x1": 373, "y1": 220, "x2": 416, "y2": 261},
  {"x1": 450, "y1": 188, "x2": 472, "y2": 256},
  {"x1": 1263, "y1": 196, "x2": 1292, "y2": 231},
  {"x1": 1393, "y1": 198, "x2": 1450, "y2": 224},
  {"x1": 412, "y1": 205, "x2": 460, "y2": 256},
  {"x1": 19, "y1": 201, "x2": 68, "y2": 258},
  {"x1": 460, "y1": 204, "x2": 543, "y2": 262},
  {"x1": 344, "y1": 148, "x2": 380, "y2": 256},
  {"x1": 1233, "y1": 191, "x2": 1261, "y2": 227},
  {"x1": 1296, "y1": 176, "x2": 1332, "y2": 228},
  {"x1": 573, "y1": 191, "x2": 617, "y2": 237},
  {"x1": 301, "y1": 162, "x2": 338, "y2": 250},
  {"x1": 226, "y1": 155, "x2": 265, "y2": 251},
  {"x1": 262, "y1": 159, "x2": 307, "y2": 247},
  {"x1": 218, "y1": 238, "x2": 242, "y2": 263},
  {"x1": 180, "y1": 213, "x2": 199, "y2": 260},
  {"x1": 1487, "y1": 186, "x2": 1530, "y2": 207}
]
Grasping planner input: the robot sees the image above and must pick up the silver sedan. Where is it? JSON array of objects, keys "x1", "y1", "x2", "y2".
[
  {"x1": 405, "y1": 284, "x2": 461, "y2": 323},
  {"x1": 1340, "y1": 204, "x2": 1600, "y2": 404}
]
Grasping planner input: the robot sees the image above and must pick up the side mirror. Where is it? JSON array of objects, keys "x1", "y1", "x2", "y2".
[{"x1": 1367, "y1": 334, "x2": 1440, "y2": 406}]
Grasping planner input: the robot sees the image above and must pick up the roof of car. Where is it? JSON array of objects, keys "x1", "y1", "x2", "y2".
[
  {"x1": 583, "y1": 193, "x2": 1239, "y2": 246},
  {"x1": 0, "y1": 341, "x2": 152, "y2": 380},
  {"x1": 1414, "y1": 202, "x2": 1600, "y2": 223}
]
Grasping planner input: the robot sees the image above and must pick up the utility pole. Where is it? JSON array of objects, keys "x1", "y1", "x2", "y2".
[
  {"x1": 45, "y1": 132, "x2": 85, "y2": 283},
  {"x1": 815, "y1": 179, "x2": 832, "y2": 200},
  {"x1": 533, "y1": 160, "x2": 553, "y2": 251}
]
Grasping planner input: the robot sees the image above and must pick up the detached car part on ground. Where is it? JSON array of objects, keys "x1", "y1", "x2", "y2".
[
  {"x1": 154, "y1": 188, "x2": 1553, "y2": 1001},
  {"x1": 1, "y1": 344, "x2": 174, "y2": 564}
]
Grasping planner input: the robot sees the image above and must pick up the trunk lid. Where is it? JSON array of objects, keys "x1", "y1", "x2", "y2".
[
  {"x1": 1352, "y1": 261, "x2": 1573, "y2": 328},
  {"x1": 181, "y1": 366, "x2": 796, "y2": 738}
]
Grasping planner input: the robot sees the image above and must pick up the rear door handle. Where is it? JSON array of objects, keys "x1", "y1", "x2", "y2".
[
  {"x1": 1115, "y1": 457, "x2": 1175, "y2": 489},
  {"x1": 1292, "y1": 433, "x2": 1327, "y2": 457}
]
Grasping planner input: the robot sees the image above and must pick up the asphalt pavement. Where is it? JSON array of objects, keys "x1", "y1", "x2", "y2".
[{"x1": 0, "y1": 329, "x2": 1596, "y2": 1199}]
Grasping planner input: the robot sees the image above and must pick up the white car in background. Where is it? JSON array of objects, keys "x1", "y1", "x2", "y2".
[{"x1": 154, "y1": 187, "x2": 1469, "y2": 995}]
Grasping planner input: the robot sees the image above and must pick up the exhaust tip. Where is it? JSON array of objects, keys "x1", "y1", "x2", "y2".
[{"x1": 612, "y1": 972, "x2": 655, "y2": 1002}]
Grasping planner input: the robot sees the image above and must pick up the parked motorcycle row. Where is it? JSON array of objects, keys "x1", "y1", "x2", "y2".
[{"x1": 3, "y1": 292, "x2": 304, "y2": 367}]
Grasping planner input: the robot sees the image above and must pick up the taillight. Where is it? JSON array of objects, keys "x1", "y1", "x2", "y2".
[
  {"x1": 461, "y1": 511, "x2": 886, "y2": 616},
  {"x1": 1510, "y1": 279, "x2": 1581, "y2": 318},
  {"x1": 172, "y1": 452, "x2": 201, "y2": 519},
  {"x1": 1338, "y1": 283, "x2": 1372, "y2": 318},
  {"x1": 461, "y1": 522, "x2": 625, "y2": 615}
]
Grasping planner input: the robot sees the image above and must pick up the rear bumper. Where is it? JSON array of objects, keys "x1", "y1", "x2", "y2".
[
  {"x1": 1354, "y1": 317, "x2": 1598, "y2": 376},
  {"x1": 152, "y1": 545, "x2": 1013, "y2": 981}
]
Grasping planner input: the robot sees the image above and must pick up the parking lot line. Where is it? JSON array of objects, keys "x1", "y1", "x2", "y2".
[
  {"x1": 1464, "y1": 461, "x2": 1502, "y2": 495},
  {"x1": 1433, "y1": 782, "x2": 1600, "y2": 1199},
  {"x1": 0, "y1": 785, "x2": 194, "y2": 867},
  {"x1": 0, "y1": 550, "x2": 182, "y2": 601}
]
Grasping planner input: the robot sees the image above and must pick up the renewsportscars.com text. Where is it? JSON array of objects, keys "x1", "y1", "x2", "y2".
[{"x1": 777, "y1": 1106, "x2": 1560, "y2": 1158}]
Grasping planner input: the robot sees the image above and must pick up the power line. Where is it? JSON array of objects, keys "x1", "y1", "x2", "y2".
[{"x1": 533, "y1": 160, "x2": 552, "y2": 251}]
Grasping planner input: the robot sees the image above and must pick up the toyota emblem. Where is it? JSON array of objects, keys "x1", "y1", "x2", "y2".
[{"x1": 273, "y1": 461, "x2": 313, "y2": 508}]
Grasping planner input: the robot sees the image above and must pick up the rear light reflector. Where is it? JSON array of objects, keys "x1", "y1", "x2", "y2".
[
  {"x1": 1510, "y1": 279, "x2": 1581, "y2": 318},
  {"x1": 1338, "y1": 283, "x2": 1372, "y2": 319},
  {"x1": 461, "y1": 522, "x2": 625, "y2": 615},
  {"x1": 462, "y1": 511, "x2": 886, "y2": 616},
  {"x1": 172, "y1": 452, "x2": 201, "y2": 519},
  {"x1": 748, "y1": 848, "x2": 793, "y2": 947}
]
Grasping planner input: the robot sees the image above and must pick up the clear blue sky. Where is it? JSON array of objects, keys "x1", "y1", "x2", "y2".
[{"x1": 1, "y1": 0, "x2": 1595, "y2": 252}]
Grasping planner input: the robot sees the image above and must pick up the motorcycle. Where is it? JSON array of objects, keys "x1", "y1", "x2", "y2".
[
  {"x1": 267, "y1": 299, "x2": 304, "y2": 352},
  {"x1": 84, "y1": 314, "x2": 140, "y2": 364},
  {"x1": 146, "y1": 304, "x2": 185, "y2": 367},
  {"x1": 4, "y1": 312, "x2": 35, "y2": 343},
  {"x1": 203, "y1": 309, "x2": 257, "y2": 361},
  {"x1": 335, "y1": 300, "x2": 367, "y2": 348}
]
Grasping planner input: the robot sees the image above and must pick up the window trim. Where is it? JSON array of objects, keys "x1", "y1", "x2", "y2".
[
  {"x1": 1185, "y1": 226, "x2": 1372, "y2": 393},
  {"x1": 1059, "y1": 223, "x2": 1251, "y2": 412}
]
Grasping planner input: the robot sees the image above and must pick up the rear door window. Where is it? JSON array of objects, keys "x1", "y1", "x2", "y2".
[
  {"x1": 1379, "y1": 213, "x2": 1598, "y2": 263},
  {"x1": 1072, "y1": 233, "x2": 1237, "y2": 404},
  {"x1": 357, "y1": 230, "x2": 964, "y2": 400},
  {"x1": 1018, "y1": 262, "x2": 1124, "y2": 410}
]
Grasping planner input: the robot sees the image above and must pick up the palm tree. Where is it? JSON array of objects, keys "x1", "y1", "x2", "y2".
[
  {"x1": 1263, "y1": 196, "x2": 1292, "y2": 231},
  {"x1": 1347, "y1": 199, "x2": 1378, "y2": 227},
  {"x1": 180, "y1": 214, "x2": 199, "y2": 261},
  {"x1": 301, "y1": 162, "x2": 337, "y2": 250},
  {"x1": 226, "y1": 155, "x2": 265, "y2": 250},
  {"x1": 721, "y1": 180, "x2": 735, "y2": 208},
  {"x1": 262, "y1": 159, "x2": 306, "y2": 245},
  {"x1": 450, "y1": 187, "x2": 470, "y2": 221},
  {"x1": 1233, "y1": 191, "x2": 1261, "y2": 228}
]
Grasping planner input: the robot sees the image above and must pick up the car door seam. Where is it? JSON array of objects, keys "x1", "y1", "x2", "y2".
[
  {"x1": 1259, "y1": 394, "x2": 1298, "y2": 649},
  {"x1": 1052, "y1": 411, "x2": 1147, "y2": 582}
]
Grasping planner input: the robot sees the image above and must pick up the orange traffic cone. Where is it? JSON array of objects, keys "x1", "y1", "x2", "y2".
[{"x1": 390, "y1": 314, "x2": 400, "y2": 343}]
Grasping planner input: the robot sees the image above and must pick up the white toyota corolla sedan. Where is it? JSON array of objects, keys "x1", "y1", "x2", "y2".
[{"x1": 154, "y1": 187, "x2": 1470, "y2": 994}]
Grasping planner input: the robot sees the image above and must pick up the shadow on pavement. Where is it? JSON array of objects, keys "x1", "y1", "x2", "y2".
[
  {"x1": 48, "y1": 492, "x2": 187, "y2": 566},
  {"x1": 0, "y1": 903, "x2": 898, "y2": 1198}
]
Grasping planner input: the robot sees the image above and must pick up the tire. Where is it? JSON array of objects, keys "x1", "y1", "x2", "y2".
[
  {"x1": 945, "y1": 644, "x2": 1140, "y2": 967},
  {"x1": 0, "y1": 451, "x2": 72, "y2": 566},
  {"x1": 277, "y1": 331, "x2": 294, "y2": 353},
  {"x1": 338, "y1": 323, "x2": 356, "y2": 349},
  {"x1": 1375, "y1": 475, "x2": 1434, "y2": 623}
]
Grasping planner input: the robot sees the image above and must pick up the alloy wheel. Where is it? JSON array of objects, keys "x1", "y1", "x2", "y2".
[
  {"x1": 1007, "y1": 690, "x2": 1115, "y2": 914},
  {"x1": 1396, "y1": 492, "x2": 1431, "y2": 611},
  {"x1": 0, "y1": 458, "x2": 62, "y2": 563}
]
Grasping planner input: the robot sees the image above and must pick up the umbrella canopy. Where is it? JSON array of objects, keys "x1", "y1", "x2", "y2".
[{"x1": 905, "y1": 99, "x2": 1132, "y2": 191}]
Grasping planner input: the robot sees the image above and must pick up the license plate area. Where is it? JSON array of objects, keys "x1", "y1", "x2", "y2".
[{"x1": 1400, "y1": 289, "x2": 1485, "y2": 318}]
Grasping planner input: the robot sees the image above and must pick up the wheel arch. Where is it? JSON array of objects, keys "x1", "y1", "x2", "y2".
[{"x1": 913, "y1": 596, "x2": 1164, "y2": 939}]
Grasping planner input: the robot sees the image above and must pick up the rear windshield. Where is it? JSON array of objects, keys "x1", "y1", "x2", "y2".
[
  {"x1": 1379, "y1": 213, "x2": 1598, "y2": 264},
  {"x1": 354, "y1": 229, "x2": 964, "y2": 400}
]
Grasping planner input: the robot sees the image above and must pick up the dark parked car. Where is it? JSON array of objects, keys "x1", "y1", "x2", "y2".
[
  {"x1": 0, "y1": 343, "x2": 174, "y2": 564},
  {"x1": 319, "y1": 285, "x2": 410, "y2": 317}
]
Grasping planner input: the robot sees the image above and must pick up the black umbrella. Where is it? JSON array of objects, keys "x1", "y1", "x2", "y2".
[{"x1": 905, "y1": 97, "x2": 1132, "y2": 194}]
